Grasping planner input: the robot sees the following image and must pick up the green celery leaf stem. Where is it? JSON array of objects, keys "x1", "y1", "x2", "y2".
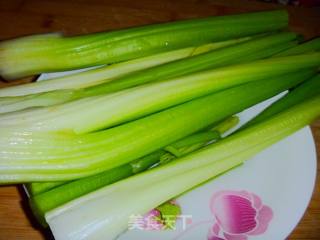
[
  {"x1": 28, "y1": 151, "x2": 162, "y2": 226},
  {"x1": 26, "y1": 116, "x2": 238, "y2": 197},
  {"x1": 45, "y1": 95, "x2": 320, "y2": 240},
  {"x1": 1, "y1": 52, "x2": 319, "y2": 134},
  {"x1": 0, "y1": 10, "x2": 288, "y2": 79},
  {"x1": 164, "y1": 116, "x2": 239, "y2": 157},
  {"x1": 275, "y1": 37, "x2": 320, "y2": 57},
  {"x1": 28, "y1": 116, "x2": 237, "y2": 224},
  {"x1": 4, "y1": 10, "x2": 286, "y2": 56},
  {"x1": 25, "y1": 150, "x2": 165, "y2": 198},
  {"x1": 241, "y1": 40, "x2": 298, "y2": 61},
  {"x1": 25, "y1": 181, "x2": 65, "y2": 197},
  {"x1": 0, "y1": 32, "x2": 296, "y2": 113},
  {"x1": 1, "y1": 70, "x2": 312, "y2": 154},
  {"x1": 0, "y1": 70, "x2": 313, "y2": 183},
  {"x1": 82, "y1": 32, "x2": 298, "y2": 97},
  {"x1": 29, "y1": 163, "x2": 133, "y2": 226},
  {"x1": 165, "y1": 131, "x2": 221, "y2": 151},
  {"x1": 241, "y1": 74, "x2": 320, "y2": 129},
  {"x1": 0, "y1": 40, "x2": 233, "y2": 97},
  {"x1": 210, "y1": 116, "x2": 240, "y2": 134}
]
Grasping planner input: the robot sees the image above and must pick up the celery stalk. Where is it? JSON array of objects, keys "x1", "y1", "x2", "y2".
[
  {"x1": 1, "y1": 53, "x2": 318, "y2": 134},
  {"x1": 164, "y1": 132, "x2": 220, "y2": 157},
  {"x1": 25, "y1": 152, "x2": 163, "y2": 198},
  {"x1": 25, "y1": 155, "x2": 161, "y2": 197},
  {"x1": 0, "y1": 70, "x2": 312, "y2": 183},
  {"x1": 26, "y1": 181, "x2": 65, "y2": 197},
  {"x1": 211, "y1": 115, "x2": 240, "y2": 134},
  {"x1": 242, "y1": 74, "x2": 320, "y2": 129},
  {"x1": 0, "y1": 40, "x2": 233, "y2": 97},
  {"x1": 161, "y1": 117, "x2": 239, "y2": 157},
  {"x1": 45, "y1": 95, "x2": 320, "y2": 240},
  {"x1": 0, "y1": 32, "x2": 296, "y2": 113},
  {"x1": 0, "y1": 10, "x2": 288, "y2": 79},
  {"x1": 82, "y1": 32, "x2": 297, "y2": 97},
  {"x1": 28, "y1": 117, "x2": 238, "y2": 225},
  {"x1": 235, "y1": 40, "x2": 297, "y2": 63},
  {"x1": 275, "y1": 37, "x2": 320, "y2": 57},
  {"x1": 26, "y1": 116, "x2": 238, "y2": 197}
]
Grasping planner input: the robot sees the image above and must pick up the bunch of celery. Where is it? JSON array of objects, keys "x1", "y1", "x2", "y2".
[
  {"x1": 28, "y1": 117, "x2": 239, "y2": 225},
  {"x1": 0, "y1": 53, "x2": 319, "y2": 134},
  {"x1": 46, "y1": 95, "x2": 320, "y2": 240},
  {"x1": 0, "y1": 9, "x2": 319, "y2": 240},
  {"x1": 0, "y1": 69, "x2": 315, "y2": 183},
  {"x1": 0, "y1": 37, "x2": 251, "y2": 97},
  {"x1": 0, "y1": 32, "x2": 297, "y2": 113},
  {"x1": 27, "y1": 75, "x2": 320, "y2": 226},
  {"x1": 1, "y1": 36, "x2": 318, "y2": 115},
  {"x1": 241, "y1": 74, "x2": 320, "y2": 129},
  {"x1": 0, "y1": 10, "x2": 288, "y2": 79},
  {"x1": 26, "y1": 116, "x2": 239, "y2": 196}
]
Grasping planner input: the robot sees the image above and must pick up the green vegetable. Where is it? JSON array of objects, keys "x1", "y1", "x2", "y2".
[
  {"x1": 25, "y1": 181, "x2": 65, "y2": 197},
  {"x1": 0, "y1": 32, "x2": 296, "y2": 113},
  {"x1": 0, "y1": 70, "x2": 313, "y2": 183},
  {"x1": 26, "y1": 116, "x2": 238, "y2": 196},
  {"x1": 28, "y1": 116, "x2": 238, "y2": 225},
  {"x1": 1, "y1": 53, "x2": 319, "y2": 134},
  {"x1": 45, "y1": 95, "x2": 320, "y2": 240},
  {"x1": 160, "y1": 117, "x2": 239, "y2": 159},
  {"x1": 81, "y1": 32, "x2": 297, "y2": 96},
  {"x1": 0, "y1": 40, "x2": 233, "y2": 97},
  {"x1": 275, "y1": 37, "x2": 320, "y2": 57},
  {"x1": 163, "y1": 131, "x2": 220, "y2": 157},
  {"x1": 26, "y1": 117, "x2": 236, "y2": 195},
  {"x1": 0, "y1": 10, "x2": 288, "y2": 79},
  {"x1": 25, "y1": 153, "x2": 162, "y2": 197},
  {"x1": 211, "y1": 115, "x2": 240, "y2": 134},
  {"x1": 242, "y1": 74, "x2": 320, "y2": 129}
]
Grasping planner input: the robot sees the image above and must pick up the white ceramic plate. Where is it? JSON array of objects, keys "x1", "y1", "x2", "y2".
[{"x1": 38, "y1": 73, "x2": 317, "y2": 240}]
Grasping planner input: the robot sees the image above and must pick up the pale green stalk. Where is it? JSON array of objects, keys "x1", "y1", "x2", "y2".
[
  {"x1": 0, "y1": 53, "x2": 318, "y2": 134},
  {"x1": 0, "y1": 10, "x2": 288, "y2": 79},
  {"x1": 241, "y1": 74, "x2": 320, "y2": 129},
  {"x1": 45, "y1": 95, "x2": 320, "y2": 240},
  {"x1": 275, "y1": 37, "x2": 320, "y2": 57},
  {"x1": 0, "y1": 32, "x2": 295, "y2": 113},
  {"x1": 27, "y1": 116, "x2": 238, "y2": 226},
  {"x1": 0, "y1": 70, "x2": 310, "y2": 183},
  {"x1": 0, "y1": 41, "x2": 227, "y2": 97},
  {"x1": 26, "y1": 116, "x2": 238, "y2": 197}
]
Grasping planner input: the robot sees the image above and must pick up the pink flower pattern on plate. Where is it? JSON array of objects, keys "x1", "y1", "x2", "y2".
[{"x1": 208, "y1": 190, "x2": 273, "y2": 240}]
